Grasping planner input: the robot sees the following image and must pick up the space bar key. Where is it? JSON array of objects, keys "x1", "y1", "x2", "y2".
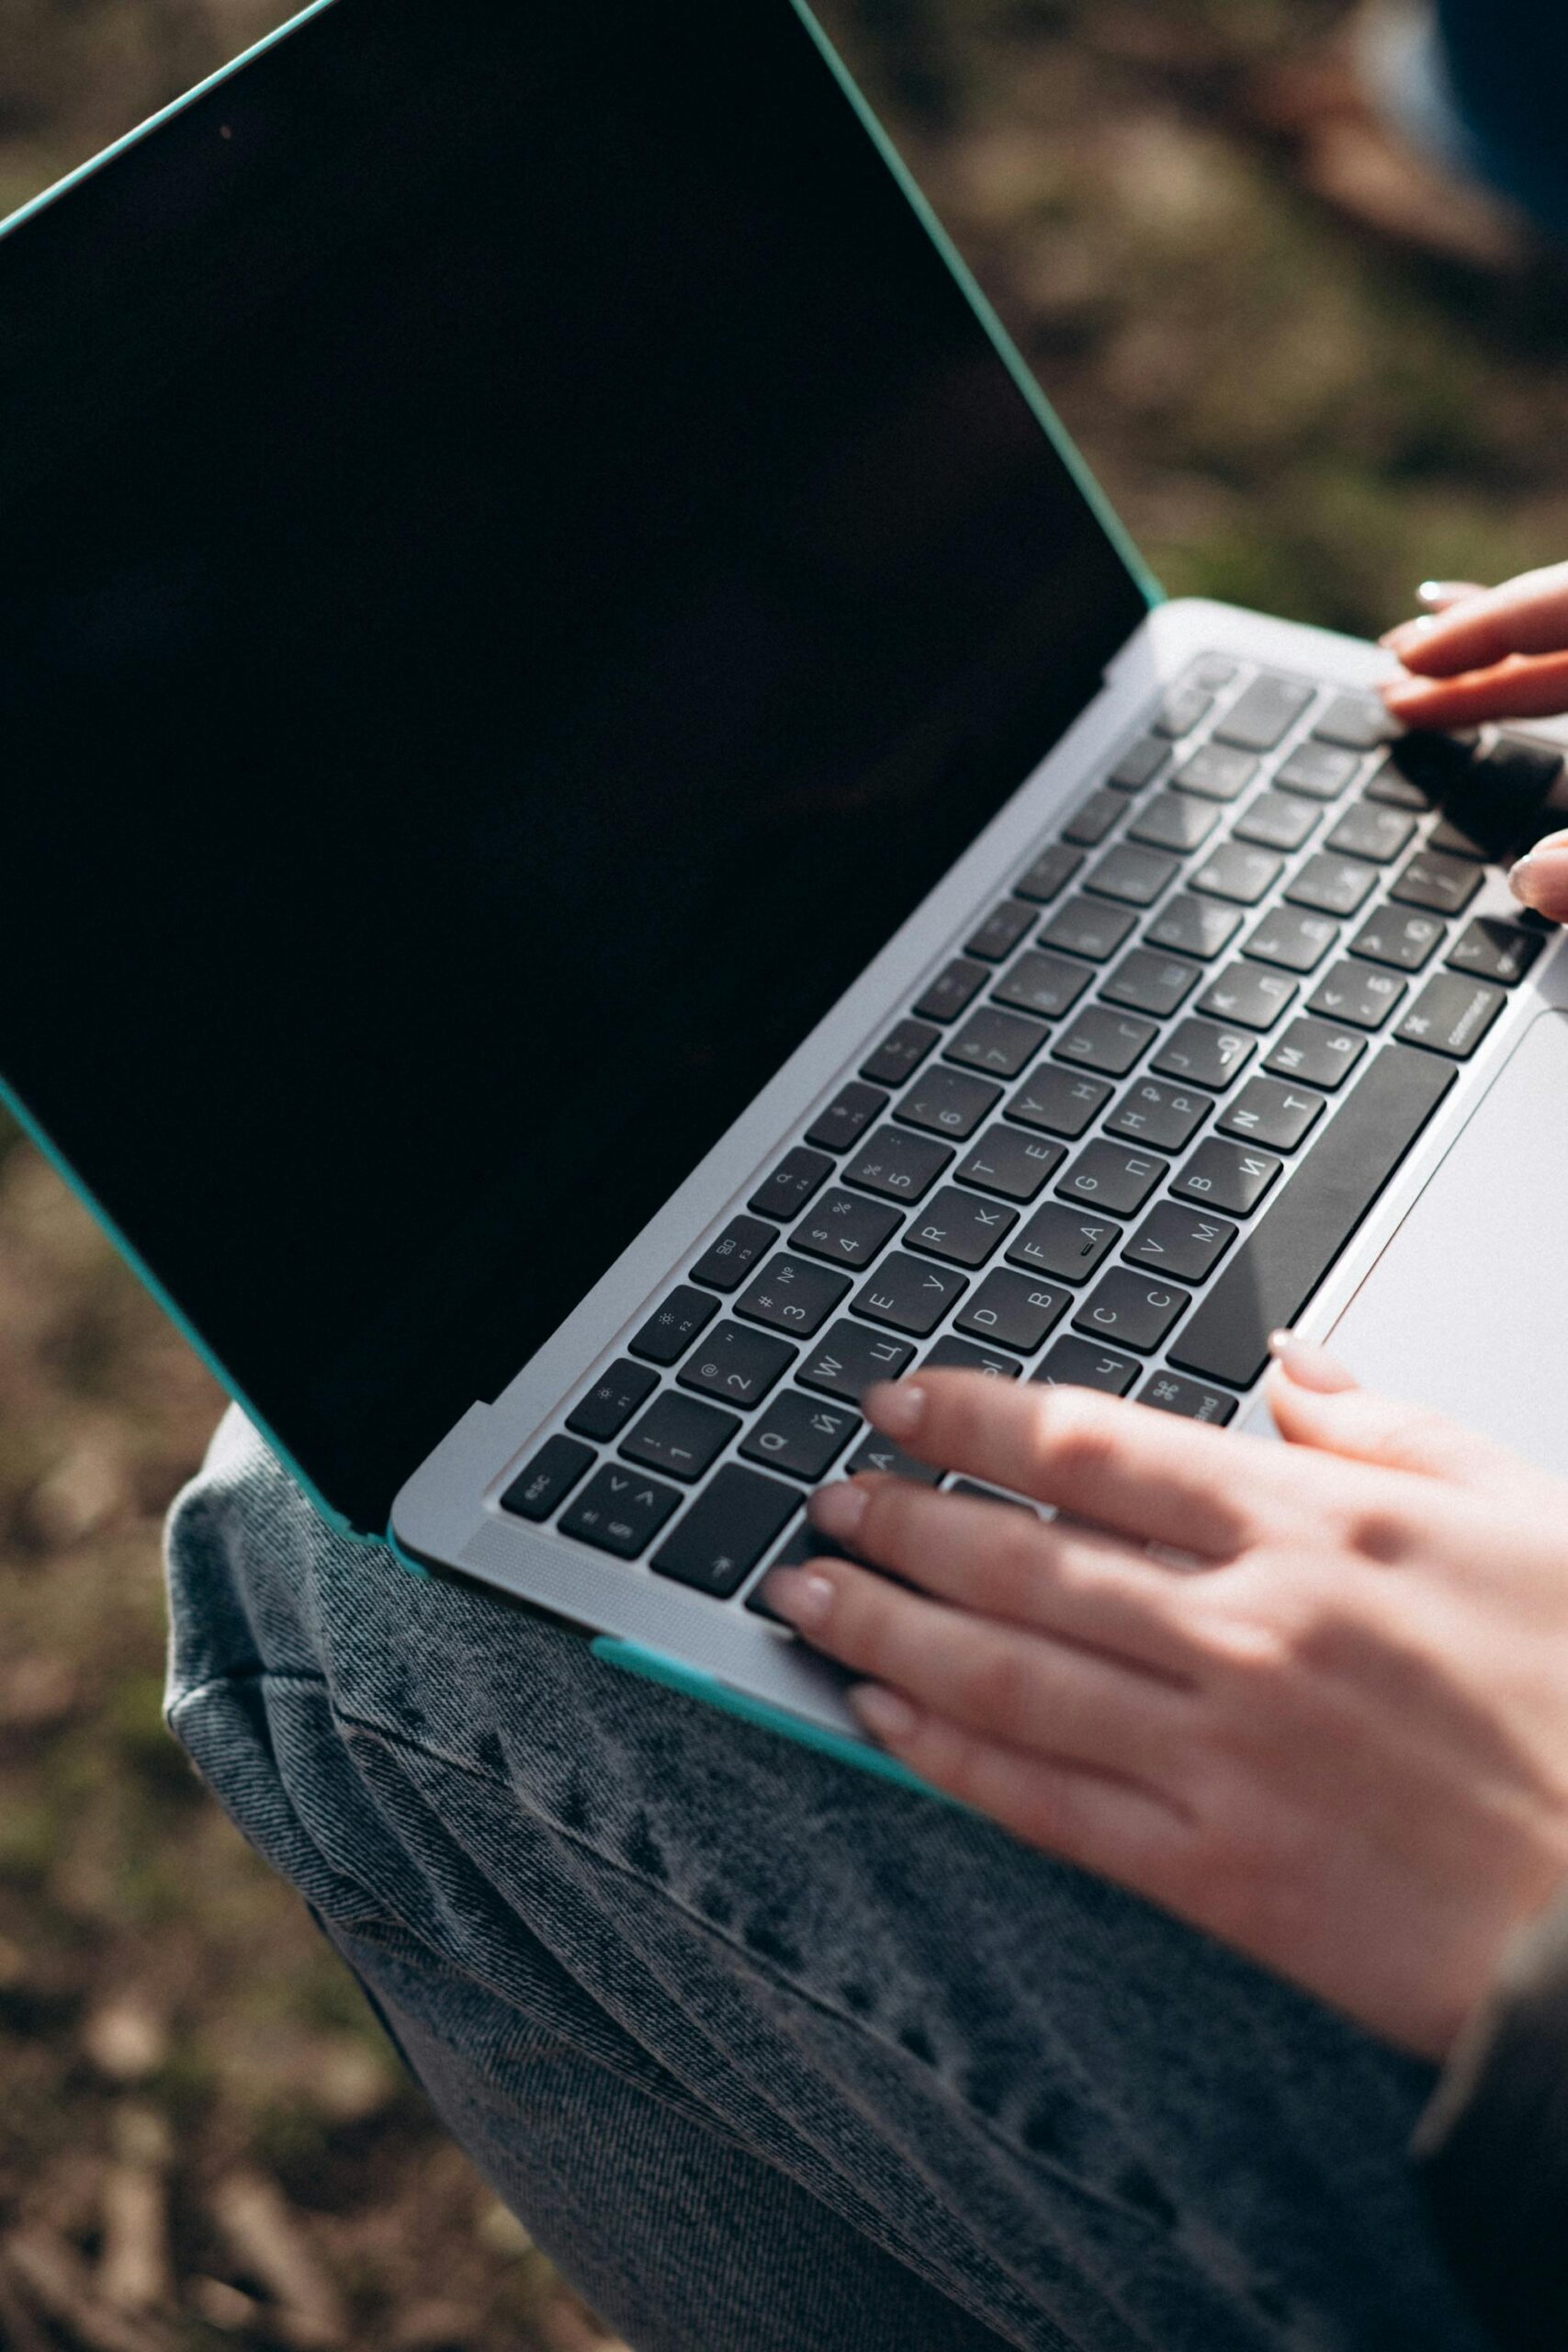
[{"x1": 1168, "y1": 1046, "x2": 1457, "y2": 1392}]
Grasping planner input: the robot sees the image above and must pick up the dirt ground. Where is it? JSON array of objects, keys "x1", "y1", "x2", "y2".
[{"x1": 2, "y1": 3, "x2": 1567, "y2": 2346}]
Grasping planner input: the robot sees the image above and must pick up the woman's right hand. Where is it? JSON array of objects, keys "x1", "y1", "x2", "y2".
[{"x1": 1382, "y1": 567, "x2": 1568, "y2": 920}]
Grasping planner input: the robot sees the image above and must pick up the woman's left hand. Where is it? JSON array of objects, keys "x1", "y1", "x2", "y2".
[{"x1": 765, "y1": 1350, "x2": 1568, "y2": 2060}]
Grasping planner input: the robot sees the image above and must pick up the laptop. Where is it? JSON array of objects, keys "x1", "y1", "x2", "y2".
[{"x1": 3, "y1": 0, "x2": 1565, "y2": 1778}]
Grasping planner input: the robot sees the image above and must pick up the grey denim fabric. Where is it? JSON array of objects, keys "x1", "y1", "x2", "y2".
[{"x1": 164, "y1": 1408, "x2": 1491, "y2": 2352}]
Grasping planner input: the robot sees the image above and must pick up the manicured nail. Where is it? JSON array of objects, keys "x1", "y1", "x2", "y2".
[
  {"x1": 850, "y1": 1684, "x2": 919, "y2": 1743},
  {"x1": 764, "y1": 1567, "x2": 836, "y2": 1631},
  {"x1": 809, "y1": 1478, "x2": 868, "y2": 1540},
  {"x1": 1268, "y1": 1329, "x2": 1357, "y2": 1393},
  {"x1": 1417, "y1": 580, "x2": 1483, "y2": 609},
  {"x1": 1379, "y1": 616, "x2": 1438, "y2": 654},
  {"x1": 865, "y1": 1380, "x2": 926, "y2": 1441},
  {"x1": 1380, "y1": 679, "x2": 1431, "y2": 711},
  {"x1": 1509, "y1": 841, "x2": 1568, "y2": 907}
]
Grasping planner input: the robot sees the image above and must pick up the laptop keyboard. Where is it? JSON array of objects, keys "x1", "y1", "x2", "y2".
[{"x1": 498, "y1": 656, "x2": 1561, "y2": 1610}]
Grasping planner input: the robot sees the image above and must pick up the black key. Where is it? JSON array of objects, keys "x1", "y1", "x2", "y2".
[
  {"x1": 992, "y1": 947, "x2": 1092, "y2": 1022},
  {"x1": 897, "y1": 1063, "x2": 1001, "y2": 1141},
  {"x1": 1232, "y1": 791, "x2": 1319, "y2": 853},
  {"x1": 1325, "y1": 803, "x2": 1417, "y2": 864},
  {"x1": 1391, "y1": 849, "x2": 1483, "y2": 917},
  {"x1": 1173, "y1": 743, "x2": 1258, "y2": 802},
  {"x1": 1191, "y1": 841, "x2": 1282, "y2": 906},
  {"x1": 501, "y1": 1433, "x2": 595, "y2": 1522},
  {"x1": 861, "y1": 1018, "x2": 940, "y2": 1089},
  {"x1": 966, "y1": 898, "x2": 1036, "y2": 962},
  {"x1": 907, "y1": 1185, "x2": 1018, "y2": 1269},
  {"x1": 1123, "y1": 1202, "x2": 1236, "y2": 1283},
  {"x1": 806, "y1": 1080, "x2": 889, "y2": 1156},
  {"x1": 921, "y1": 1336, "x2": 1021, "y2": 1381},
  {"x1": 1150, "y1": 1017, "x2": 1255, "y2": 1091},
  {"x1": 948, "y1": 1481, "x2": 1035, "y2": 1512},
  {"x1": 1039, "y1": 896, "x2": 1138, "y2": 962},
  {"x1": 1014, "y1": 842, "x2": 1084, "y2": 903},
  {"x1": 1071, "y1": 1271, "x2": 1188, "y2": 1354},
  {"x1": 912, "y1": 959, "x2": 987, "y2": 1025},
  {"x1": 1347, "y1": 907, "x2": 1445, "y2": 972},
  {"x1": 1170, "y1": 1137, "x2": 1282, "y2": 1216},
  {"x1": 1055, "y1": 1140, "x2": 1164, "y2": 1218},
  {"x1": 1100, "y1": 948, "x2": 1201, "y2": 1019},
  {"x1": 798, "y1": 1320, "x2": 914, "y2": 1404},
  {"x1": 1108, "y1": 734, "x2": 1168, "y2": 791},
  {"x1": 1313, "y1": 692, "x2": 1398, "y2": 752},
  {"x1": 630, "y1": 1284, "x2": 719, "y2": 1365},
  {"x1": 955, "y1": 1124, "x2": 1065, "y2": 1203},
  {"x1": 1427, "y1": 817, "x2": 1487, "y2": 861},
  {"x1": 1105, "y1": 1077, "x2": 1210, "y2": 1153},
  {"x1": 1138, "y1": 1373, "x2": 1237, "y2": 1425},
  {"x1": 1170, "y1": 1046, "x2": 1457, "y2": 1389},
  {"x1": 1008, "y1": 1064, "x2": 1112, "y2": 1137},
  {"x1": 1195, "y1": 961, "x2": 1297, "y2": 1032},
  {"x1": 566, "y1": 1359, "x2": 659, "y2": 1442},
  {"x1": 1084, "y1": 843, "x2": 1179, "y2": 907},
  {"x1": 1285, "y1": 853, "x2": 1377, "y2": 918},
  {"x1": 1128, "y1": 792, "x2": 1219, "y2": 854},
  {"x1": 749, "y1": 1147, "x2": 832, "y2": 1223},
  {"x1": 1263, "y1": 1017, "x2": 1367, "y2": 1090},
  {"x1": 1061, "y1": 789, "x2": 1124, "y2": 849},
  {"x1": 1153, "y1": 684, "x2": 1213, "y2": 739},
  {"x1": 737, "y1": 1253, "x2": 852, "y2": 1338},
  {"x1": 1395, "y1": 972, "x2": 1508, "y2": 1059},
  {"x1": 790, "y1": 1189, "x2": 902, "y2": 1271},
  {"x1": 1213, "y1": 672, "x2": 1314, "y2": 752},
  {"x1": 848, "y1": 1432, "x2": 947, "y2": 1481},
  {"x1": 1363, "y1": 756, "x2": 1432, "y2": 810},
  {"x1": 854, "y1": 1250, "x2": 968, "y2": 1335},
  {"x1": 1217, "y1": 1076, "x2": 1325, "y2": 1152},
  {"x1": 1144, "y1": 893, "x2": 1243, "y2": 961},
  {"x1": 621, "y1": 1391, "x2": 740, "y2": 1482},
  {"x1": 1032, "y1": 1338, "x2": 1139, "y2": 1395},
  {"x1": 1054, "y1": 1005, "x2": 1158, "y2": 1077},
  {"x1": 1446, "y1": 918, "x2": 1544, "y2": 987},
  {"x1": 1478, "y1": 734, "x2": 1564, "y2": 799},
  {"x1": 651, "y1": 1466, "x2": 799, "y2": 1598},
  {"x1": 692, "y1": 1215, "x2": 778, "y2": 1293},
  {"x1": 946, "y1": 1006, "x2": 1047, "y2": 1079},
  {"x1": 677, "y1": 1320, "x2": 795, "y2": 1409},
  {"x1": 740, "y1": 1390, "x2": 859, "y2": 1481},
  {"x1": 1243, "y1": 906, "x2": 1338, "y2": 974},
  {"x1": 954, "y1": 1268, "x2": 1070, "y2": 1353},
  {"x1": 844, "y1": 1124, "x2": 953, "y2": 1204},
  {"x1": 1006, "y1": 1202, "x2": 1119, "y2": 1283},
  {"x1": 1276, "y1": 741, "x2": 1360, "y2": 800},
  {"x1": 560, "y1": 1464, "x2": 682, "y2": 1559},
  {"x1": 1308, "y1": 956, "x2": 1410, "y2": 1025},
  {"x1": 746, "y1": 1521, "x2": 840, "y2": 1619}
]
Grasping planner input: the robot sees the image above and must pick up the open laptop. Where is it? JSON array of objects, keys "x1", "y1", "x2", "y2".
[{"x1": 2, "y1": 0, "x2": 1565, "y2": 1777}]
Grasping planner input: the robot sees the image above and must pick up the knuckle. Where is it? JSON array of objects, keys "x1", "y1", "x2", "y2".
[
  {"x1": 1031, "y1": 1389, "x2": 1122, "y2": 1487},
  {"x1": 1344, "y1": 1501, "x2": 1419, "y2": 1565}
]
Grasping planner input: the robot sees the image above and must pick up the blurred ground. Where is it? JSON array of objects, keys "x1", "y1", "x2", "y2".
[{"x1": 1, "y1": 2, "x2": 1566, "y2": 2346}]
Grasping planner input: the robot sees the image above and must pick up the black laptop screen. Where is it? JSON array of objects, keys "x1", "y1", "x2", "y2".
[{"x1": 0, "y1": 0, "x2": 1146, "y2": 1527}]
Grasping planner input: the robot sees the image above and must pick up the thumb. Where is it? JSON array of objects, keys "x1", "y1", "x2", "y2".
[{"x1": 1263, "y1": 1332, "x2": 1531, "y2": 1494}]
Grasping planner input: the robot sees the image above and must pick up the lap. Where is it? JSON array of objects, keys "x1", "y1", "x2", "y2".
[{"x1": 164, "y1": 1408, "x2": 1489, "y2": 2352}]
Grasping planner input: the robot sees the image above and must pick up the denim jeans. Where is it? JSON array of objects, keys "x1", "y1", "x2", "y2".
[{"x1": 163, "y1": 1409, "x2": 1492, "y2": 2352}]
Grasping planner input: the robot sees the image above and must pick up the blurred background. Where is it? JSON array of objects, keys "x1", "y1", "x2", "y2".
[{"x1": 1, "y1": 2, "x2": 1565, "y2": 2346}]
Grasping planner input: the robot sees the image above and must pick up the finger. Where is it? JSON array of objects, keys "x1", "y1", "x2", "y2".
[
  {"x1": 1417, "y1": 580, "x2": 1485, "y2": 613},
  {"x1": 1382, "y1": 650, "x2": 1568, "y2": 729},
  {"x1": 861, "y1": 1372, "x2": 1253, "y2": 1555},
  {"x1": 1381, "y1": 560, "x2": 1568, "y2": 676},
  {"x1": 764, "y1": 1556, "x2": 1190, "y2": 1774},
  {"x1": 806, "y1": 1474, "x2": 1201, "y2": 1679},
  {"x1": 846, "y1": 1687, "x2": 1194, "y2": 1878},
  {"x1": 1508, "y1": 829, "x2": 1568, "y2": 922},
  {"x1": 1263, "y1": 1354, "x2": 1538, "y2": 1494}
]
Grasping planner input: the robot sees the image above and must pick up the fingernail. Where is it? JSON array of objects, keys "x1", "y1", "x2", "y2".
[
  {"x1": 865, "y1": 1380, "x2": 926, "y2": 1442},
  {"x1": 1506, "y1": 838, "x2": 1568, "y2": 903},
  {"x1": 1268, "y1": 1329, "x2": 1357, "y2": 1393},
  {"x1": 809, "y1": 1479, "x2": 868, "y2": 1540},
  {"x1": 1417, "y1": 580, "x2": 1480, "y2": 609},
  {"x1": 764, "y1": 1567, "x2": 836, "y2": 1631},
  {"x1": 850, "y1": 1684, "x2": 918, "y2": 1742},
  {"x1": 1379, "y1": 617, "x2": 1438, "y2": 654}
]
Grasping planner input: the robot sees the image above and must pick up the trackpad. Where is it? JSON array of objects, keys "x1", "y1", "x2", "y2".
[{"x1": 1310, "y1": 1009, "x2": 1568, "y2": 1477}]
